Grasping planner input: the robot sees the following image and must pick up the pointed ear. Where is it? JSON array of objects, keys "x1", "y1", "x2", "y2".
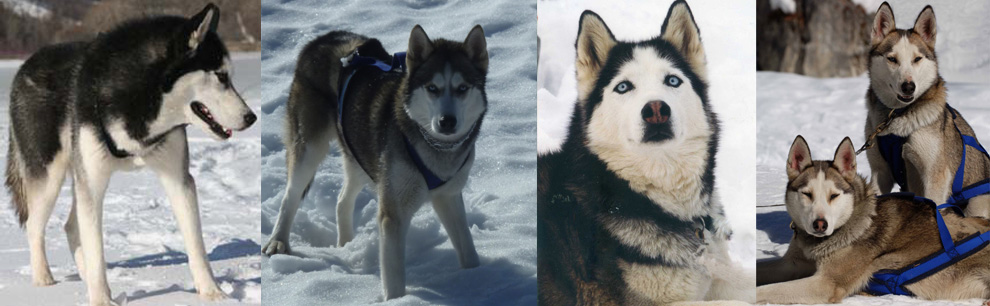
[
  {"x1": 463, "y1": 25, "x2": 488, "y2": 72},
  {"x1": 787, "y1": 135, "x2": 813, "y2": 180},
  {"x1": 833, "y1": 137, "x2": 857, "y2": 179},
  {"x1": 575, "y1": 10, "x2": 616, "y2": 101},
  {"x1": 661, "y1": 0, "x2": 706, "y2": 82},
  {"x1": 871, "y1": 2, "x2": 896, "y2": 46},
  {"x1": 406, "y1": 25, "x2": 434, "y2": 71},
  {"x1": 913, "y1": 5, "x2": 936, "y2": 49},
  {"x1": 187, "y1": 3, "x2": 220, "y2": 52}
]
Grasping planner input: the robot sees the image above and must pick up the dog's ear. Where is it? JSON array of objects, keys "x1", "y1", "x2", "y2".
[
  {"x1": 871, "y1": 2, "x2": 896, "y2": 46},
  {"x1": 407, "y1": 25, "x2": 434, "y2": 71},
  {"x1": 187, "y1": 3, "x2": 220, "y2": 52},
  {"x1": 661, "y1": 0, "x2": 706, "y2": 82},
  {"x1": 463, "y1": 25, "x2": 488, "y2": 73},
  {"x1": 912, "y1": 5, "x2": 936, "y2": 49},
  {"x1": 787, "y1": 135, "x2": 813, "y2": 180},
  {"x1": 575, "y1": 10, "x2": 616, "y2": 101},
  {"x1": 833, "y1": 137, "x2": 857, "y2": 180}
]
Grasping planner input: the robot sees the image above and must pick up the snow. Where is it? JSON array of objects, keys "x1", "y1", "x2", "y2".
[
  {"x1": 536, "y1": 0, "x2": 757, "y2": 277},
  {"x1": 259, "y1": 0, "x2": 536, "y2": 305},
  {"x1": 0, "y1": 0, "x2": 50, "y2": 19},
  {"x1": 757, "y1": 2, "x2": 990, "y2": 302},
  {"x1": 0, "y1": 53, "x2": 262, "y2": 305}
]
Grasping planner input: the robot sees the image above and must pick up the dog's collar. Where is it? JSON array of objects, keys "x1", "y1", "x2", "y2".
[
  {"x1": 96, "y1": 124, "x2": 177, "y2": 159},
  {"x1": 403, "y1": 136, "x2": 471, "y2": 190},
  {"x1": 417, "y1": 123, "x2": 477, "y2": 152}
]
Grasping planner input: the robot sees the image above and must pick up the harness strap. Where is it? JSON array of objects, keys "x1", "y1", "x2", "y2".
[
  {"x1": 338, "y1": 51, "x2": 462, "y2": 190},
  {"x1": 867, "y1": 194, "x2": 990, "y2": 296}
]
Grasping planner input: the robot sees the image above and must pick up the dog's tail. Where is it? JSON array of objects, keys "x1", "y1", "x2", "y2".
[{"x1": 5, "y1": 131, "x2": 28, "y2": 226}]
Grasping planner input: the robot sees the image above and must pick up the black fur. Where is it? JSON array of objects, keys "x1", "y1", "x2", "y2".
[{"x1": 538, "y1": 9, "x2": 720, "y2": 305}]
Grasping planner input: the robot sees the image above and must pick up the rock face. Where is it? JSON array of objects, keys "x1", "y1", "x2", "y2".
[{"x1": 758, "y1": 0, "x2": 872, "y2": 78}]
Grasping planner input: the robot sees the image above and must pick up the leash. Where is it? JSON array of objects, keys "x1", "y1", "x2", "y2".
[
  {"x1": 337, "y1": 50, "x2": 468, "y2": 190},
  {"x1": 856, "y1": 108, "x2": 901, "y2": 155}
]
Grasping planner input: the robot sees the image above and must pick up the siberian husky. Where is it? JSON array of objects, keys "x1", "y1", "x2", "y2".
[
  {"x1": 261, "y1": 25, "x2": 489, "y2": 299},
  {"x1": 537, "y1": 1, "x2": 753, "y2": 304},
  {"x1": 757, "y1": 136, "x2": 990, "y2": 304},
  {"x1": 864, "y1": 2, "x2": 990, "y2": 218},
  {"x1": 5, "y1": 3, "x2": 254, "y2": 306}
]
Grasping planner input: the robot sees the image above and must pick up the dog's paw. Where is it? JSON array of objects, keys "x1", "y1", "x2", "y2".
[
  {"x1": 262, "y1": 238, "x2": 291, "y2": 256},
  {"x1": 32, "y1": 274, "x2": 56, "y2": 286},
  {"x1": 198, "y1": 286, "x2": 229, "y2": 301}
]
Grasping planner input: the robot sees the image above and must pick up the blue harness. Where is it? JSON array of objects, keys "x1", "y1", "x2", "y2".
[
  {"x1": 867, "y1": 105, "x2": 990, "y2": 296},
  {"x1": 337, "y1": 51, "x2": 455, "y2": 190},
  {"x1": 866, "y1": 193, "x2": 990, "y2": 296}
]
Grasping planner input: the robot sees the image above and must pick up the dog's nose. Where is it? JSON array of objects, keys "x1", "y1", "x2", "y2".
[
  {"x1": 901, "y1": 81, "x2": 915, "y2": 95},
  {"x1": 244, "y1": 113, "x2": 257, "y2": 126},
  {"x1": 438, "y1": 115, "x2": 457, "y2": 134},
  {"x1": 813, "y1": 219, "x2": 828, "y2": 233},
  {"x1": 641, "y1": 101, "x2": 671, "y2": 125}
]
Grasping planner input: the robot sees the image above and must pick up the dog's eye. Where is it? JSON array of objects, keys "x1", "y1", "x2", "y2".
[
  {"x1": 829, "y1": 193, "x2": 839, "y2": 200},
  {"x1": 665, "y1": 75, "x2": 682, "y2": 88},
  {"x1": 215, "y1": 72, "x2": 230, "y2": 84},
  {"x1": 613, "y1": 81, "x2": 634, "y2": 94},
  {"x1": 426, "y1": 84, "x2": 439, "y2": 93},
  {"x1": 886, "y1": 56, "x2": 898, "y2": 64},
  {"x1": 802, "y1": 192, "x2": 813, "y2": 199},
  {"x1": 457, "y1": 84, "x2": 470, "y2": 93},
  {"x1": 913, "y1": 56, "x2": 922, "y2": 63}
]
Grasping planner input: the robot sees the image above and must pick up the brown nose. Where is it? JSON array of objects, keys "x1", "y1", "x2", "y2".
[{"x1": 641, "y1": 101, "x2": 670, "y2": 124}]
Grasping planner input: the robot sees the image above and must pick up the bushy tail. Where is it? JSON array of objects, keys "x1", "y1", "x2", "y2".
[{"x1": 5, "y1": 132, "x2": 27, "y2": 226}]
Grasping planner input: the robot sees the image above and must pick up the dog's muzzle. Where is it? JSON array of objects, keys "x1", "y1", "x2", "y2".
[{"x1": 642, "y1": 100, "x2": 674, "y2": 143}]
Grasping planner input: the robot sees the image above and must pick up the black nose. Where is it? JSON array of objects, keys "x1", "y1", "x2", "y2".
[
  {"x1": 813, "y1": 218, "x2": 828, "y2": 233},
  {"x1": 244, "y1": 113, "x2": 257, "y2": 126},
  {"x1": 901, "y1": 81, "x2": 915, "y2": 95},
  {"x1": 438, "y1": 115, "x2": 457, "y2": 134},
  {"x1": 641, "y1": 101, "x2": 671, "y2": 125}
]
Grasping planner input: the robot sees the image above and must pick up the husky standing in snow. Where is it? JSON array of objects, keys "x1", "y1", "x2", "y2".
[
  {"x1": 757, "y1": 136, "x2": 990, "y2": 304},
  {"x1": 5, "y1": 4, "x2": 255, "y2": 305},
  {"x1": 261, "y1": 25, "x2": 489, "y2": 299},
  {"x1": 863, "y1": 2, "x2": 990, "y2": 219},
  {"x1": 537, "y1": 1, "x2": 753, "y2": 304}
]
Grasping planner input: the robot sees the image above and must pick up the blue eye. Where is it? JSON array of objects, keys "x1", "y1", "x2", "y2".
[
  {"x1": 613, "y1": 81, "x2": 634, "y2": 94},
  {"x1": 426, "y1": 84, "x2": 439, "y2": 93},
  {"x1": 665, "y1": 75, "x2": 682, "y2": 87}
]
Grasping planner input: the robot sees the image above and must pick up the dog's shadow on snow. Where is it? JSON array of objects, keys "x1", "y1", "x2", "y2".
[
  {"x1": 757, "y1": 210, "x2": 794, "y2": 245},
  {"x1": 106, "y1": 238, "x2": 261, "y2": 269}
]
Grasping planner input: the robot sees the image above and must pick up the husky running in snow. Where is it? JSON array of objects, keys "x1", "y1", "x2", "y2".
[
  {"x1": 537, "y1": 1, "x2": 753, "y2": 304},
  {"x1": 261, "y1": 25, "x2": 489, "y2": 299},
  {"x1": 6, "y1": 4, "x2": 255, "y2": 305}
]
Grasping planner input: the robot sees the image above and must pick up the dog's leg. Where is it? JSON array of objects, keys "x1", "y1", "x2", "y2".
[
  {"x1": 866, "y1": 146, "x2": 895, "y2": 193},
  {"x1": 64, "y1": 194, "x2": 87, "y2": 281},
  {"x1": 431, "y1": 192, "x2": 480, "y2": 268},
  {"x1": 756, "y1": 240, "x2": 815, "y2": 285},
  {"x1": 263, "y1": 139, "x2": 330, "y2": 255},
  {"x1": 146, "y1": 131, "x2": 226, "y2": 301},
  {"x1": 72, "y1": 132, "x2": 115, "y2": 306},
  {"x1": 378, "y1": 187, "x2": 419, "y2": 300},
  {"x1": 756, "y1": 274, "x2": 838, "y2": 304},
  {"x1": 336, "y1": 157, "x2": 367, "y2": 247},
  {"x1": 23, "y1": 151, "x2": 69, "y2": 286},
  {"x1": 964, "y1": 195, "x2": 990, "y2": 219}
]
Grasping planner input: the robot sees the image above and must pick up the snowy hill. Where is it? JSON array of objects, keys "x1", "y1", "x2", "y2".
[{"x1": 0, "y1": 0, "x2": 50, "y2": 19}]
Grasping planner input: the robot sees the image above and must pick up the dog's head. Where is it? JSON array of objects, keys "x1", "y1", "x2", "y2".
[
  {"x1": 869, "y1": 2, "x2": 939, "y2": 109},
  {"x1": 404, "y1": 25, "x2": 488, "y2": 151},
  {"x1": 784, "y1": 136, "x2": 859, "y2": 237},
  {"x1": 162, "y1": 3, "x2": 255, "y2": 140}
]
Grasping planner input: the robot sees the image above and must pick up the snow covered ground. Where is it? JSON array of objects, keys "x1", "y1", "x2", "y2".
[
  {"x1": 0, "y1": 53, "x2": 262, "y2": 305},
  {"x1": 537, "y1": 0, "x2": 757, "y2": 276},
  {"x1": 259, "y1": 0, "x2": 536, "y2": 305},
  {"x1": 757, "y1": 2, "x2": 990, "y2": 305}
]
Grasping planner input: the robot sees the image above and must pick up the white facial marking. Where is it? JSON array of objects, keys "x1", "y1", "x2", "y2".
[
  {"x1": 156, "y1": 57, "x2": 254, "y2": 140},
  {"x1": 586, "y1": 47, "x2": 712, "y2": 220},
  {"x1": 786, "y1": 171, "x2": 854, "y2": 237},
  {"x1": 870, "y1": 36, "x2": 938, "y2": 108},
  {"x1": 405, "y1": 63, "x2": 485, "y2": 143}
]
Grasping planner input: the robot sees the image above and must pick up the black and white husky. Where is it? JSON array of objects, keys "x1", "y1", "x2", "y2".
[
  {"x1": 261, "y1": 25, "x2": 489, "y2": 299},
  {"x1": 537, "y1": 1, "x2": 752, "y2": 304},
  {"x1": 5, "y1": 4, "x2": 254, "y2": 305}
]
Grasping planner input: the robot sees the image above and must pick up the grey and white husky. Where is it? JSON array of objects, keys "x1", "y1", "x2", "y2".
[
  {"x1": 5, "y1": 3, "x2": 254, "y2": 306},
  {"x1": 864, "y1": 2, "x2": 990, "y2": 218},
  {"x1": 261, "y1": 25, "x2": 489, "y2": 299}
]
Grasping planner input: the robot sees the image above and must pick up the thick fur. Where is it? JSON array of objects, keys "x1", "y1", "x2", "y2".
[
  {"x1": 864, "y1": 2, "x2": 990, "y2": 218},
  {"x1": 6, "y1": 4, "x2": 254, "y2": 306},
  {"x1": 262, "y1": 25, "x2": 490, "y2": 300},
  {"x1": 757, "y1": 136, "x2": 990, "y2": 304},
  {"x1": 538, "y1": 2, "x2": 753, "y2": 305}
]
